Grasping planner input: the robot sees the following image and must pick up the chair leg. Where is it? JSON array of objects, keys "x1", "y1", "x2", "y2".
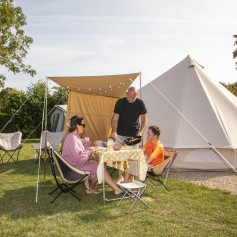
[
  {"x1": 117, "y1": 185, "x2": 150, "y2": 213},
  {"x1": 49, "y1": 185, "x2": 60, "y2": 195},
  {"x1": 50, "y1": 190, "x2": 63, "y2": 203},
  {"x1": 49, "y1": 183, "x2": 82, "y2": 203},
  {"x1": 5, "y1": 149, "x2": 20, "y2": 164},
  {"x1": 127, "y1": 195, "x2": 150, "y2": 213},
  {"x1": 147, "y1": 173, "x2": 170, "y2": 191},
  {"x1": 147, "y1": 177, "x2": 159, "y2": 189},
  {"x1": 69, "y1": 190, "x2": 81, "y2": 201}
]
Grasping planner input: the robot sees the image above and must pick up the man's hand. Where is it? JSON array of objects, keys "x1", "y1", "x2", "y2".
[
  {"x1": 110, "y1": 132, "x2": 117, "y2": 139},
  {"x1": 137, "y1": 131, "x2": 142, "y2": 137}
]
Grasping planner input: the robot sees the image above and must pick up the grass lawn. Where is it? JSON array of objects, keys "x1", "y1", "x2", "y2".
[{"x1": 0, "y1": 140, "x2": 237, "y2": 237}]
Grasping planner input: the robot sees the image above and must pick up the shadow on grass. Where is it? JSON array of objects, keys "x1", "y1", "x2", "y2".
[
  {"x1": 0, "y1": 158, "x2": 50, "y2": 176},
  {"x1": 23, "y1": 139, "x2": 40, "y2": 144},
  {"x1": 0, "y1": 178, "x2": 126, "y2": 221}
]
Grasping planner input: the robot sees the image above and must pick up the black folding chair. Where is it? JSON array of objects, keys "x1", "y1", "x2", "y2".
[
  {"x1": 146, "y1": 149, "x2": 178, "y2": 191},
  {"x1": 47, "y1": 146, "x2": 91, "y2": 203},
  {"x1": 0, "y1": 131, "x2": 23, "y2": 164}
]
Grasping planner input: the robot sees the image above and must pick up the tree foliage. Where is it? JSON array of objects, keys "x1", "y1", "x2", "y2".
[
  {"x1": 0, "y1": 0, "x2": 36, "y2": 88},
  {"x1": 220, "y1": 82, "x2": 237, "y2": 97},
  {"x1": 233, "y1": 34, "x2": 237, "y2": 68},
  {"x1": 0, "y1": 80, "x2": 68, "y2": 137}
]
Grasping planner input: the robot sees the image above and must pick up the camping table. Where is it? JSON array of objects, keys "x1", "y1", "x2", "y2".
[{"x1": 96, "y1": 147, "x2": 148, "y2": 204}]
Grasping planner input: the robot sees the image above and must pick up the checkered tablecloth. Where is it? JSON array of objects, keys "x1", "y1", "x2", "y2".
[{"x1": 96, "y1": 148, "x2": 148, "y2": 184}]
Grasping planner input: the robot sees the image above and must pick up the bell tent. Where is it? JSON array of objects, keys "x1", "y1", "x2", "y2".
[{"x1": 141, "y1": 55, "x2": 237, "y2": 171}]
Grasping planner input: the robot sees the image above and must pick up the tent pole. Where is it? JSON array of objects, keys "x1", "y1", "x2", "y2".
[
  {"x1": 43, "y1": 77, "x2": 48, "y2": 178},
  {"x1": 139, "y1": 71, "x2": 142, "y2": 99}
]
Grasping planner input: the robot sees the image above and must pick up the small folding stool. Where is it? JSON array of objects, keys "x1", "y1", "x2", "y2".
[{"x1": 117, "y1": 180, "x2": 150, "y2": 213}]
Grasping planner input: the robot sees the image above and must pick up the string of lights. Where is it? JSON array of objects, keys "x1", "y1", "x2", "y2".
[{"x1": 66, "y1": 78, "x2": 134, "y2": 95}]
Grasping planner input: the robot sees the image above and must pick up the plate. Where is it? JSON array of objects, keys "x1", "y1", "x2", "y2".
[{"x1": 120, "y1": 147, "x2": 135, "y2": 150}]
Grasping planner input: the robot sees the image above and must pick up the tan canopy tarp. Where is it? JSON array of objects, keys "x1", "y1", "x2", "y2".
[
  {"x1": 48, "y1": 73, "x2": 139, "y2": 98},
  {"x1": 48, "y1": 73, "x2": 139, "y2": 141}
]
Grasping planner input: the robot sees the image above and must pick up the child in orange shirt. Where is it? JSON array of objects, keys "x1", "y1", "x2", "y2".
[
  {"x1": 123, "y1": 126, "x2": 164, "y2": 184},
  {"x1": 143, "y1": 126, "x2": 164, "y2": 165}
]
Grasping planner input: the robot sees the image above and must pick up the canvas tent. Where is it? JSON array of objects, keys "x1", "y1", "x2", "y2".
[
  {"x1": 141, "y1": 55, "x2": 237, "y2": 170},
  {"x1": 48, "y1": 73, "x2": 139, "y2": 142}
]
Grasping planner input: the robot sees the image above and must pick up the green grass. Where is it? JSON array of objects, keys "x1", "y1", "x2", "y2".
[{"x1": 0, "y1": 140, "x2": 237, "y2": 237}]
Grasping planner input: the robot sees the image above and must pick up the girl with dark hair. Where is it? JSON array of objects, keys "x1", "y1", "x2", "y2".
[{"x1": 62, "y1": 115, "x2": 123, "y2": 195}]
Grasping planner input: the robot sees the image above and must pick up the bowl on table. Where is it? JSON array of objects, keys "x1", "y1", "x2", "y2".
[
  {"x1": 113, "y1": 145, "x2": 122, "y2": 151},
  {"x1": 124, "y1": 136, "x2": 142, "y2": 146}
]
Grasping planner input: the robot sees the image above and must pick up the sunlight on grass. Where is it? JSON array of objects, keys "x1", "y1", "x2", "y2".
[{"x1": 0, "y1": 140, "x2": 237, "y2": 237}]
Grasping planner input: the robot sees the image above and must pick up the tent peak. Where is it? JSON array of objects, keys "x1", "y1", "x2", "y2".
[{"x1": 186, "y1": 55, "x2": 204, "y2": 69}]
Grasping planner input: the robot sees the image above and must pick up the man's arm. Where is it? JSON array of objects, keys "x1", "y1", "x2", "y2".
[
  {"x1": 138, "y1": 113, "x2": 147, "y2": 136},
  {"x1": 111, "y1": 113, "x2": 119, "y2": 138}
]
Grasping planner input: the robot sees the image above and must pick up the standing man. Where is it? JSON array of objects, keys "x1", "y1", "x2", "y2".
[{"x1": 110, "y1": 86, "x2": 147, "y2": 182}]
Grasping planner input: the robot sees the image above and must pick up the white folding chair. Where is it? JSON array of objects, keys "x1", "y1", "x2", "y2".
[
  {"x1": 117, "y1": 181, "x2": 150, "y2": 213},
  {"x1": 0, "y1": 131, "x2": 22, "y2": 164},
  {"x1": 32, "y1": 131, "x2": 65, "y2": 159}
]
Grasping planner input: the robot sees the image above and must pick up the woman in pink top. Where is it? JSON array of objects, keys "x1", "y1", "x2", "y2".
[{"x1": 62, "y1": 115, "x2": 123, "y2": 195}]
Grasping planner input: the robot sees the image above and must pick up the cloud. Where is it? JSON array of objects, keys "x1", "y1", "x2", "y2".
[
  {"x1": 29, "y1": 45, "x2": 96, "y2": 62},
  {"x1": 29, "y1": 15, "x2": 237, "y2": 26}
]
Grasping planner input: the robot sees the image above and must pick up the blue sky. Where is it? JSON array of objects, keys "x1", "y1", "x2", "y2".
[{"x1": 2, "y1": 0, "x2": 237, "y2": 90}]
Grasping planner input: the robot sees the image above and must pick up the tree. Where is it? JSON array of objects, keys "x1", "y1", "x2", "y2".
[
  {"x1": 220, "y1": 82, "x2": 237, "y2": 97},
  {"x1": 0, "y1": 87, "x2": 28, "y2": 133},
  {"x1": 51, "y1": 86, "x2": 69, "y2": 106},
  {"x1": 233, "y1": 34, "x2": 237, "y2": 68},
  {"x1": 0, "y1": 80, "x2": 68, "y2": 137},
  {"x1": 0, "y1": 0, "x2": 36, "y2": 88}
]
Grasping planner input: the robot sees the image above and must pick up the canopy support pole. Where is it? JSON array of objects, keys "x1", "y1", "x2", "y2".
[
  {"x1": 43, "y1": 77, "x2": 48, "y2": 178},
  {"x1": 139, "y1": 71, "x2": 142, "y2": 99},
  {"x1": 35, "y1": 77, "x2": 48, "y2": 203}
]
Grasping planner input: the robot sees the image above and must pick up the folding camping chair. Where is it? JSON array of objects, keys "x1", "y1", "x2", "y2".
[
  {"x1": 32, "y1": 131, "x2": 65, "y2": 160},
  {"x1": 0, "y1": 131, "x2": 23, "y2": 164},
  {"x1": 146, "y1": 148, "x2": 178, "y2": 191},
  {"x1": 47, "y1": 145, "x2": 90, "y2": 203},
  {"x1": 117, "y1": 181, "x2": 150, "y2": 213}
]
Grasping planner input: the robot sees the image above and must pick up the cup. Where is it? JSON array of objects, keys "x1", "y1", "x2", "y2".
[
  {"x1": 94, "y1": 140, "x2": 103, "y2": 147},
  {"x1": 107, "y1": 138, "x2": 115, "y2": 150}
]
